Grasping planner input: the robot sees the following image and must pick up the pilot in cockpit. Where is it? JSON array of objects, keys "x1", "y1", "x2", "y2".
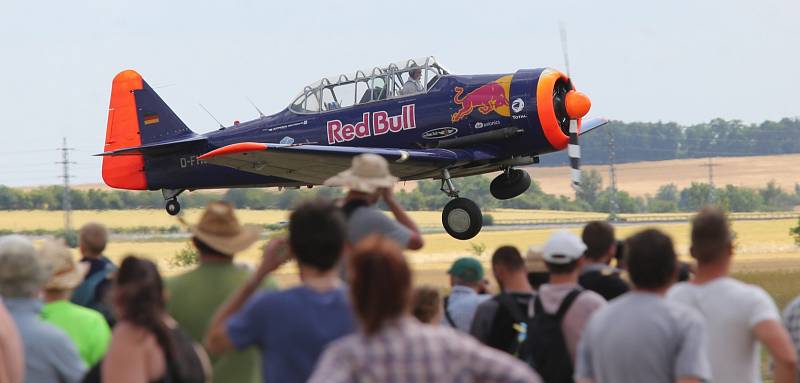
[{"x1": 399, "y1": 68, "x2": 424, "y2": 96}]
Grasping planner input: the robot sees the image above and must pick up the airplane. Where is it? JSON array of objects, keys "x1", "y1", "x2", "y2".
[{"x1": 99, "y1": 56, "x2": 606, "y2": 240}]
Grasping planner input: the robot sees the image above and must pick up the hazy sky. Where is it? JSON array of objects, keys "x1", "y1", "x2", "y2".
[{"x1": 1, "y1": 0, "x2": 798, "y2": 186}]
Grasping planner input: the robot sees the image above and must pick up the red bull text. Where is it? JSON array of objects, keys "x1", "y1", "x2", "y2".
[{"x1": 327, "y1": 104, "x2": 416, "y2": 144}]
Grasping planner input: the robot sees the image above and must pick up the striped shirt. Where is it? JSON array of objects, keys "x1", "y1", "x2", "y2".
[{"x1": 308, "y1": 317, "x2": 540, "y2": 383}]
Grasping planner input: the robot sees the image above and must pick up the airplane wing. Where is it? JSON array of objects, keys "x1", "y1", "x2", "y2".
[
  {"x1": 197, "y1": 142, "x2": 466, "y2": 184},
  {"x1": 579, "y1": 117, "x2": 609, "y2": 136}
]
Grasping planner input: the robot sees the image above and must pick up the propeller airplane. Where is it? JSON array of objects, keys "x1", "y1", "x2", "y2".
[{"x1": 99, "y1": 57, "x2": 605, "y2": 240}]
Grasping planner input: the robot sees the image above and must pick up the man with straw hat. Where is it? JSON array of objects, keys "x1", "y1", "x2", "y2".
[
  {"x1": 39, "y1": 238, "x2": 111, "y2": 367},
  {"x1": 166, "y1": 201, "x2": 276, "y2": 383},
  {"x1": 324, "y1": 153, "x2": 423, "y2": 250}
]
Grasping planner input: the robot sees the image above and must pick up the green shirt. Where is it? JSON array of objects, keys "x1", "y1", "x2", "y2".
[
  {"x1": 40, "y1": 300, "x2": 111, "y2": 367},
  {"x1": 166, "y1": 262, "x2": 278, "y2": 383}
]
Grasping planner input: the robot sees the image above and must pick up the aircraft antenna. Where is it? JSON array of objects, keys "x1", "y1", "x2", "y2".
[
  {"x1": 199, "y1": 103, "x2": 225, "y2": 129},
  {"x1": 56, "y1": 137, "x2": 76, "y2": 239},
  {"x1": 247, "y1": 97, "x2": 266, "y2": 118},
  {"x1": 559, "y1": 22, "x2": 571, "y2": 77}
]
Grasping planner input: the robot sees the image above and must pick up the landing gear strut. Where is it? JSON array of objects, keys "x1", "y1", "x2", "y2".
[
  {"x1": 490, "y1": 168, "x2": 531, "y2": 200},
  {"x1": 162, "y1": 189, "x2": 184, "y2": 216},
  {"x1": 440, "y1": 169, "x2": 482, "y2": 240}
]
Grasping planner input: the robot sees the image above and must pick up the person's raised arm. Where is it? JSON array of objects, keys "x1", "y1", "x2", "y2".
[
  {"x1": 205, "y1": 237, "x2": 290, "y2": 354},
  {"x1": 754, "y1": 319, "x2": 798, "y2": 383},
  {"x1": 381, "y1": 188, "x2": 423, "y2": 250}
]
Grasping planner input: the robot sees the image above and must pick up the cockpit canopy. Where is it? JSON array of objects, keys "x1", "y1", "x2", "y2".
[{"x1": 289, "y1": 56, "x2": 448, "y2": 114}]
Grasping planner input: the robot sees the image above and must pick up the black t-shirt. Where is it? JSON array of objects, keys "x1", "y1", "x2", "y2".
[{"x1": 578, "y1": 267, "x2": 629, "y2": 301}]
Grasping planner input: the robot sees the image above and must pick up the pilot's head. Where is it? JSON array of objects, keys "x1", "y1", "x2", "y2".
[{"x1": 410, "y1": 69, "x2": 422, "y2": 80}]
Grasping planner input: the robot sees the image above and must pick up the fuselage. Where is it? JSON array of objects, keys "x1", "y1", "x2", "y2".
[{"x1": 138, "y1": 68, "x2": 573, "y2": 191}]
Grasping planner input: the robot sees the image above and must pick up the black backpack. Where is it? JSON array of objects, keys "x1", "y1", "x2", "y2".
[
  {"x1": 522, "y1": 288, "x2": 582, "y2": 383},
  {"x1": 487, "y1": 293, "x2": 535, "y2": 356}
]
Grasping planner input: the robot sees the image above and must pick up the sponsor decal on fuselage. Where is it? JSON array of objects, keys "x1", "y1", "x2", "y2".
[
  {"x1": 451, "y1": 75, "x2": 513, "y2": 122},
  {"x1": 326, "y1": 104, "x2": 416, "y2": 144},
  {"x1": 512, "y1": 98, "x2": 525, "y2": 113},
  {"x1": 474, "y1": 120, "x2": 500, "y2": 129},
  {"x1": 422, "y1": 127, "x2": 458, "y2": 140}
]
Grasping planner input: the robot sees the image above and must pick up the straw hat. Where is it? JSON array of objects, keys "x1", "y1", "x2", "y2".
[
  {"x1": 324, "y1": 154, "x2": 398, "y2": 193},
  {"x1": 190, "y1": 201, "x2": 261, "y2": 256},
  {"x1": 525, "y1": 246, "x2": 548, "y2": 273},
  {"x1": 39, "y1": 238, "x2": 88, "y2": 291}
]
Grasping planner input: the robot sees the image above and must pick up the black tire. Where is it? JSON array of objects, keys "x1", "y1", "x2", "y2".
[
  {"x1": 490, "y1": 169, "x2": 531, "y2": 200},
  {"x1": 166, "y1": 199, "x2": 181, "y2": 216},
  {"x1": 442, "y1": 198, "x2": 483, "y2": 240}
]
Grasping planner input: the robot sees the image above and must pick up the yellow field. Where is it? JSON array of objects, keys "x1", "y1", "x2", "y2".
[
  {"x1": 87, "y1": 218, "x2": 799, "y2": 280},
  {"x1": 0, "y1": 208, "x2": 608, "y2": 232}
]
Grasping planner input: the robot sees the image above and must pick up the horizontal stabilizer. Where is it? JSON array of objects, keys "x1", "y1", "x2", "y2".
[
  {"x1": 579, "y1": 117, "x2": 609, "y2": 136},
  {"x1": 96, "y1": 135, "x2": 207, "y2": 156}
]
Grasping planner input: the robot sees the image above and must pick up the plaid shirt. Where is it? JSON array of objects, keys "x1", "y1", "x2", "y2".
[
  {"x1": 308, "y1": 317, "x2": 540, "y2": 383},
  {"x1": 783, "y1": 296, "x2": 800, "y2": 381}
]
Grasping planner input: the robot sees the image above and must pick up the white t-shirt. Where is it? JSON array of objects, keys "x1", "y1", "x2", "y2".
[{"x1": 668, "y1": 277, "x2": 780, "y2": 383}]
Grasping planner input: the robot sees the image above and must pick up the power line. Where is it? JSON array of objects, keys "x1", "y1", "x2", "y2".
[{"x1": 607, "y1": 126, "x2": 619, "y2": 221}]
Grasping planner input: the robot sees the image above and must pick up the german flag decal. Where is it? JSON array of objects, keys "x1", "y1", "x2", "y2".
[{"x1": 143, "y1": 113, "x2": 160, "y2": 125}]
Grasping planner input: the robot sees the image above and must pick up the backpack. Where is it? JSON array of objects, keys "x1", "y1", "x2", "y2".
[
  {"x1": 487, "y1": 293, "x2": 535, "y2": 357},
  {"x1": 522, "y1": 288, "x2": 582, "y2": 383}
]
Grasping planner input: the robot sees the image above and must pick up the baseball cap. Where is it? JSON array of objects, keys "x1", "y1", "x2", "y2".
[
  {"x1": 542, "y1": 231, "x2": 587, "y2": 264},
  {"x1": 447, "y1": 257, "x2": 484, "y2": 282}
]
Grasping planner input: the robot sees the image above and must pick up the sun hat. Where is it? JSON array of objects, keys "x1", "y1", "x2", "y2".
[
  {"x1": 542, "y1": 230, "x2": 587, "y2": 265},
  {"x1": 525, "y1": 246, "x2": 548, "y2": 272},
  {"x1": 39, "y1": 238, "x2": 88, "y2": 291},
  {"x1": 447, "y1": 257, "x2": 484, "y2": 282},
  {"x1": 323, "y1": 154, "x2": 398, "y2": 194},
  {"x1": 190, "y1": 201, "x2": 261, "y2": 256}
]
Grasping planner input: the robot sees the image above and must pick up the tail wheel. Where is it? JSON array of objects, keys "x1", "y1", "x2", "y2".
[
  {"x1": 442, "y1": 198, "x2": 483, "y2": 240},
  {"x1": 490, "y1": 169, "x2": 531, "y2": 200},
  {"x1": 166, "y1": 199, "x2": 181, "y2": 216}
]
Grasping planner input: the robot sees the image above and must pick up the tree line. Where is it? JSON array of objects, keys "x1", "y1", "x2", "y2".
[
  {"x1": 1, "y1": 173, "x2": 798, "y2": 214},
  {"x1": 538, "y1": 118, "x2": 800, "y2": 166}
]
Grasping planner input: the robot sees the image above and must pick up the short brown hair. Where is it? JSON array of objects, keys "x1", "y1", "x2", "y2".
[
  {"x1": 411, "y1": 286, "x2": 441, "y2": 324},
  {"x1": 582, "y1": 221, "x2": 615, "y2": 260},
  {"x1": 289, "y1": 198, "x2": 346, "y2": 271},
  {"x1": 626, "y1": 229, "x2": 676, "y2": 290},
  {"x1": 349, "y1": 235, "x2": 411, "y2": 336},
  {"x1": 491, "y1": 246, "x2": 525, "y2": 272},
  {"x1": 690, "y1": 207, "x2": 734, "y2": 264},
  {"x1": 80, "y1": 223, "x2": 108, "y2": 255}
]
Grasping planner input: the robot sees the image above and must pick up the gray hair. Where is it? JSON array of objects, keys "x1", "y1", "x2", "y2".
[{"x1": 0, "y1": 235, "x2": 50, "y2": 298}]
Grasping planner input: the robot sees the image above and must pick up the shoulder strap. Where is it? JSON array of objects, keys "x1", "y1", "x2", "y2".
[
  {"x1": 496, "y1": 293, "x2": 528, "y2": 323},
  {"x1": 555, "y1": 288, "x2": 583, "y2": 321},
  {"x1": 443, "y1": 295, "x2": 457, "y2": 327},
  {"x1": 71, "y1": 266, "x2": 115, "y2": 306}
]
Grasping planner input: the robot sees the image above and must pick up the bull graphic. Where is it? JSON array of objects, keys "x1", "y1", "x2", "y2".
[{"x1": 451, "y1": 76, "x2": 512, "y2": 123}]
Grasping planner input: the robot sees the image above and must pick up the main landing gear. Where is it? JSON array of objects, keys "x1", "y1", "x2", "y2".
[
  {"x1": 490, "y1": 168, "x2": 531, "y2": 200},
  {"x1": 162, "y1": 189, "x2": 184, "y2": 216},
  {"x1": 440, "y1": 169, "x2": 483, "y2": 240}
]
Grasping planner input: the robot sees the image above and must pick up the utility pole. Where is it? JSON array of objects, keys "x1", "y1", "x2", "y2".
[
  {"x1": 607, "y1": 126, "x2": 619, "y2": 221},
  {"x1": 703, "y1": 157, "x2": 718, "y2": 204},
  {"x1": 57, "y1": 137, "x2": 75, "y2": 237}
]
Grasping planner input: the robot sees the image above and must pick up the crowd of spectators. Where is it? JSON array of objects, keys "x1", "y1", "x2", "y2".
[{"x1": 0, "y1": 154, "x2": 799, "y2": 382}]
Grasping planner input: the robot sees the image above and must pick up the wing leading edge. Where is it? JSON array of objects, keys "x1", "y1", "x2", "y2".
[{"x1": 197, "y1": 143, "x2": 467, "y2": 184}]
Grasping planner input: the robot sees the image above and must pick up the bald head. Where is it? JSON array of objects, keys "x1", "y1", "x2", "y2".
[{"x1": 79, "y1": 222, "x2": 108, "y2": 258}]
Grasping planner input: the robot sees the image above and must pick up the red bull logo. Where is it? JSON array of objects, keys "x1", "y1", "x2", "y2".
[
  {"x1": 451, "y1": 75, "x2": 513, "y2": 122},
  {"x1": 327, "y1": 104, "x2": 416, "y2": 144}
]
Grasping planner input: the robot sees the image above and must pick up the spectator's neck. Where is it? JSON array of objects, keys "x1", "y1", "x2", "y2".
[
  {"x1": 634, "y1": 286, "x2": 670, "y2": 296},
  {"x1": 200, "y1": 254, "x2": 233, "y2": 264},
  {"x1": 692, "y1": 259, "x2": 730, "y2": 285},
  {"x1": 548, "y1": 272, "x2": 578, "y2": 285},
  {"x1": 299, "y1": 265, "x2": 341, "y2": 292},
  {"x1": 42, "y1": 289, "x2": 71, "y2": 303},
  {"x1": 502, "y1": 271, "x2": 533, "y2": 293}
]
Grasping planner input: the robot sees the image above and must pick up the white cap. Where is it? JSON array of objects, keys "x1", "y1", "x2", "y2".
[{"x1": 542, "y1": 230, "x2": 587, "y2": 264}]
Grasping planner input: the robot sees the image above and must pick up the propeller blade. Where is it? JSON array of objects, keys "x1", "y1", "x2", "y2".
[{"x1": 569, "y1": 119, "x2": 582, "y2": 192}]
